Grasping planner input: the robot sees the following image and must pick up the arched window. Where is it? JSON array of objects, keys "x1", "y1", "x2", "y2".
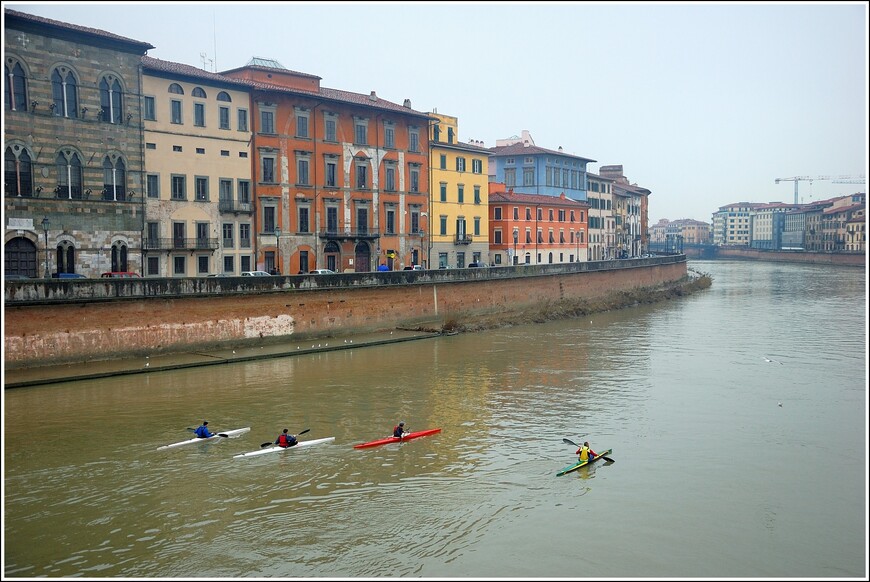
[
  {"x1": 99, "y1": 75, "x2": 123, "y2": 123},
  {"x1": 111, "y1": 242, "x2": 129, "y2": 272},
  {"x1": 5, "y1": 60, "x2": 28, "y2": 111},
  {"x1": 4, "y1": 145, "x2": 33, "y2": 197},
  {"x1": 217, "y1": 91, "x2": 231, "y2": 102},
  {"x1": 55, "y1": 241, "x2": 77, "y2": 274},
  {"x1": 192, "y1": 87, "x2": 207, "y2": 98},
  {"x1": 51, "y1": 66, "x2": 78, "y2": 118},
  {"x1": 168, "y1": 83, "x2": 184, "y2": 95},
  {"x1": 55, "y1": 150, "x2": 83, "y2": 199},
  {"x1": 102, "y1": 155, "x2": 127, "y2": 201}
]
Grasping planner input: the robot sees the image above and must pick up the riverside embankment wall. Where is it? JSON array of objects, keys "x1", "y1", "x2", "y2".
[
  {"x1": 714, "y1": 247, "x2": 865, "y2": 266},
  {"x1": 4, "y1": 257, "x2": 686, "y2": 369}
]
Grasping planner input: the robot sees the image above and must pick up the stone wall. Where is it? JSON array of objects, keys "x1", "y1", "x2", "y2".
[
  {"x1": 713, "y1": 247, "x2": 865, "y2": 266},
  {"x1": 4, "y1": 259, "x2": 687, "y2": 368}
]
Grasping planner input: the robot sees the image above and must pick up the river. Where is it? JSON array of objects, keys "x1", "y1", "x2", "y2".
[{"x1": 3, "y1": 259, "x2": 866, "y2": 579}]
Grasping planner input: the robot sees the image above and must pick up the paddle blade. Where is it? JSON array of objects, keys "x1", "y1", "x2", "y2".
[
  {"x1": 217, "y1": 433, "x2": 230, "y2": 438},
  {"x1": 297, "y1": 428, "x2": 311, "y2": 436},
  {"x1": 562, "y1": 438, "x2": 579, "y2": 447},
  {"x1": 601, "y1": 456, "x2": 615, "y2": 463},
  {"x1": 261, "y1": 442, "x2": 274, "y2": 448}
]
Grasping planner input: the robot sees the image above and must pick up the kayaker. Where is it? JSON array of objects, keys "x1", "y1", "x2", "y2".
[
  {"x1": 194, "y1": 421, "x2": 214, "y2": 439},
  {"x1": 575, "y1": 441, "x2": 597, "y2": 462},
  {"x1": 275, "y1": 428, "x2": 298, "y2": 448},
  {"x1": 393, "y1": 422, "x2": 408, "y2": 438}
]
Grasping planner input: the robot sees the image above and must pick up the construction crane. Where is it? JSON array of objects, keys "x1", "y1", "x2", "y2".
[{"x1": 774, "y1": 175, "x2": 866, "y2": 204}]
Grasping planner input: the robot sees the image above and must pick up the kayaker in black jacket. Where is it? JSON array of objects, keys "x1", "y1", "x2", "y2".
[{"x1": 275, "y1": 429, "x2": 298, "y2": 448}]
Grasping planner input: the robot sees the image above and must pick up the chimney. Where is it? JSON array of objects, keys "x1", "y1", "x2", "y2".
[
  {"x1": 523, "y1": 140, "x2": 530, "y2": 147},
  {"x1": 369, "y1": 91, "x2": 377, "y2": 101},
  {"x1": 403, "y1": 99, "x2": 412, "y2": 108},
  {"x1": 558, "y1": 146, "x2": 563, "y2": 152}
]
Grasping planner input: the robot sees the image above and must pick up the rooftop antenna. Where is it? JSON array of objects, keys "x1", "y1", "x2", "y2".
[
  {"x1": 200, "y1": 52, "x2": 214, "y2": 73},
  {"x1": 212, "y1": 9, "x2": 217, "y2": 71}
]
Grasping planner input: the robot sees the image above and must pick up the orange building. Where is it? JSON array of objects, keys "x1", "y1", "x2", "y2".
[
  {"x1": 489, "y1": 183, "x2": 589, "y2": 266},
  {"x1": 222, "y1": 58, "x2": 432, "y2": 273}
]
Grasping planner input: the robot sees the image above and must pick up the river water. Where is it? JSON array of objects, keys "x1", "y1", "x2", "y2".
[{"x1": 3, "y1": 260, "x2": 867, "y2": 579}]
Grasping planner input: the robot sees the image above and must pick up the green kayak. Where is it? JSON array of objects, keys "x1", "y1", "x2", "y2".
[{"x1": 556, "y1": 448, "x2": 612, "y2": 476}]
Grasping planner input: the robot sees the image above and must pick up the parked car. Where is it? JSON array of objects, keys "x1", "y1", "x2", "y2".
[
  {"x1": 206, "y1": 273, "x2": 230, "y2": 277},
  {"x1": 468, "y1": 262, "x2": 489, "y2": 268},
  {"x1": 241, "y1": 270, "x2": 272, "y2": 277},
  {"x1": 309, "y1": 269, "x2": 336, "y2": 275},
  {"x1": 52, "y1": 272, "x2": 87, "y2": 279},
  {"x1": 100, "y1": 271, "x2": 141, "y2": 278},
  {"x1": 402, "y1": 265, "x2": 424, "y2": 271}
]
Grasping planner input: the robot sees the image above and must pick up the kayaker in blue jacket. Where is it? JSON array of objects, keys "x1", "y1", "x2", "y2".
[
  {"x1": 275, "y1": 429, "x2": 298, "y2": 448},
  {"x1": 194, "y1": 421, "x2": 214, "y2": 439},
  {"x1": 393, "y1": 422, "x2": 408, "y2": 438}
]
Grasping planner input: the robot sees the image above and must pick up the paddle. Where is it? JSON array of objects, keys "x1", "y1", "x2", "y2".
[
  {"x1": 562, "y1": 438, "x2": 615, "y2": 463},
  {"x1": 260, "y1": 428, "x2": 310, "y2": 448}
]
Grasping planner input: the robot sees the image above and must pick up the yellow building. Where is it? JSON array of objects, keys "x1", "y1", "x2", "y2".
[
  {"x1": 428, "y1": 113, "x2": 490, "y2": 268},
  {"x1": 141, "y1": 57, "x2": 253, "y2": 276}
]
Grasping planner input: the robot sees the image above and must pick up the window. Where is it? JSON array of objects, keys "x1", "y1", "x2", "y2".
[
  {"x1": 5, "y1": 61, "x2": 28, "y2": 111},
  {"x1": 146, "y1": 222, "x2": 159, "y2": 249},
  {"x1": 263, "y1": 206, "x2": 276, "y2": 233},
  {"x1": 145, "y1": 174, "x2": 159, "y2": 199},
  {"x1": 219, "y1": 106, "x2": 230, "y2": 129},
  {"x1": 170, "y1": 99, "x2": 182, "y2": 124},
  {"x1": 144, "y1": 96, "x2": 156, "y2": 120},
  {"x1": 494, "y1": 207, "x2": 502, "y2": 220},
  {"x1": 196, "y1": 147, "x2": 205, "y2": 155},
  {"x1": 386, "y1": 208, "x2": 396, "y2": 234},
  {"x1": 385, "y1": 166, "x2": 396, "y2": 191},
  {"x1": 197, "y1": 255, "x2": 209, "y2": 275},
  {"x1": 458, "y1": 185, "x2": 464, "y2": 203},
  {"x1": 326, "y1": 206, "x2": 338, "y2": 233},
  {"x1": 55, "y1": 150, "x2": 83, "y2": 199},
  {"x1": 295, "y1": 109, "x2": 309, "y2": 138},
  {"x1": 354, "y1": 119, "x2": 368, "y2": 144},
  {"x1": 240, "y1": 223, "x2": 251, "y2": 248},
  {"x1": 474, "y1": 185, "x2": 481, "y2": 204},
  {"x1": 523, "y1": 168, "x2": 534, "y2": 186},
  {"x1": 223, "y1": 255, "x2": 234, "y2": 273},
  {"x1": 220, "y1": 150, "x2": 229, "y2": 157},
  {"x1": 440, "y1": 154, "x2": 447, "y2": 170},
  {"x1": 355, "y1": 162, "x2": 368, "y2": 189},
  {"x1": 474, "y1": 217, "x2": 480, "y2": 236},
  {"x1": 261, "y1": 110, "x2": 275, "y2": 134},
  {"x1": 51, "y1": 67, "x2": 78, "y2": 118},
  {"x1": 409, "y1": 128, "x2": 420, "y2": 152},
  {"x1": 237, "y1": 109, "x2": 248, "y2": 131},
  {"x1": 195, "y1": 176, "x2": 208, "y2": 202},
  {"x1": 325, "y1": 159, "x2": 337, "y2": 188},
  {"x1": 410, "y1": 166, "x2": 419, "y2": 192},
  {"x1": 168, "y1": 83, "x2": 184, "y2": 95},
  {"x1": 440, "y1": 183, "x2": 447, "y2": 202},
  {"x1": 447, "y1": 127, "x2": 455, "y2": 144},
  {"x1": 455, "y1": 157, "x2": 466, "y2": 172},
  {"x1": 296, "y1": 155, "x2": 310, "y2": 185},
  {"x1": 171, "y1": 175, "x2": 186, "y2": 200},
  {"x1": 325, "y1": 115, "x2": 336, "y2": 142},
  {"x1": 173, "y1": 145, "x2": 183, "y2": 152},
  {"x1": 217, "y1": 91, "x2": 231, "y2": 102},
  {"x1": 194, "y1": 102, "x2": 205, "y2": 126},
  {"x1": 559, "y1": 209, "x2": 566, "y2": 222},
  {"x1": 261, "y1": 155, "x2": 275, "y2": 183},
  {"x1": 513, "y1": 207, "x2": 519, "y2": 220},
  {"x1": 505, "y1": 168, "x2": 516, "y2": 187},
  {"x1": 526, "y1": 208, "x2": 532, "y2": 220},
  {"x1": 173, "y1": 255, "x2": 186, "y2": 276},
  {"x1": 494, "y1": 230, "x2": 503, "y2": 244},
  {"x1": 410, "y1": 210, "x2": 420, "y2": 234},
  {"x1": 298, "y1": 207, "x2": 309, "y2": 233},
  {"x1": 440, "y1": 216, "x2": 447, "y2": 236},
  {"x1": 99, "y1": 75, "x2": 123, "y2": 123},
  {"x1": 385, "y1": 124, "x2": 395, "y2": 148},
  {"x1": 525, "y1": 230, "x2": 532, "y2": 244},
  {"x1": 472, "y1": 159, "x2": 483, "y2": 174},
  {"x1": 102, "y1": 155, "x2": 127, "y2": 200},
  {"x1": 4, "y1": 145, "x2": 33, "y2": 197},
  {"x1": 238, "y1": 180, "x2": 250, "y2": 205},
  {"x1": 356, "y1": 206, "x2": 369, "y2": 234},
  {"x1": 192, "y1": 87, "x2": 207, "y2": 98},
  {"x1": 549, "y1": 231, "x2": 555, "y2": 243},
  {"x1": 219, "y1": 179, "x2": 232, "y2": 205}
]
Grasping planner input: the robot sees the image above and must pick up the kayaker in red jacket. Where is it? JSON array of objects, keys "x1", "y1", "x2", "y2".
[
  {"x1": 575, "y1": 441, "x2": 596, "y2": 462},
  {"x1": 275, "y1": 429, "x2": 298, "y2": 448},
  {"x1": 393, "y1": 422, "x2": 408, "y2": 438}
]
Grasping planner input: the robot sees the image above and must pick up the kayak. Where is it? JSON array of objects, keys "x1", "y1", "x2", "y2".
[
  {"x1": 156, "y1": 427, "x2": 251, "y2": 450},
  {"x1": 353, "y1": 428, "x2": 442, "y2": 449},
  {"x1": 556, "y1": 448, "x2": 612, "y2": 476},
  {"x1": 233, "y1": 436, "x2": 336, "y2": 458}
]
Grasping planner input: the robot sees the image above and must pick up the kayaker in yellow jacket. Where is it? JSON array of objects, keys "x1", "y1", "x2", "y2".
[{"x1": 575, "y1": 441, "x2": 597, "y2": 462}]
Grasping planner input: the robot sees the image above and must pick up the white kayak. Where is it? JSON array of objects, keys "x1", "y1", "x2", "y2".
[
  {"x1": 233, "y1": 436, "x2": 335, "y2": 458},
  {"x1": 157, "y1": 427, "x2": 251, "y2": 450}
]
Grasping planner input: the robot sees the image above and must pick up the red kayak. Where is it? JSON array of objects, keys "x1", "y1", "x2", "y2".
[{"x1": 353, "y1": 428, "x2": 442, "y2": 449}]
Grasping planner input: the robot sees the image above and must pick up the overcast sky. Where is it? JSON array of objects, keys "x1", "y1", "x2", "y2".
[{"x1": 7, "y1": 1, "x2": 868, "y2": 223}]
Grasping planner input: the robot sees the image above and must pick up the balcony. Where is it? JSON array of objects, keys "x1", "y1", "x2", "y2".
[
  {"x1": 143, "y1": 238, "x2": 219, "y2": 251},
  {"x1": 219, "y1": 200, "x2": 253, "y2": 214},
  {"x1": 319, "y1": 229, "x2": 380, "y2": 241},
  {"x1": 455, "y1": 234, "x2": 473, "y2": 245}
]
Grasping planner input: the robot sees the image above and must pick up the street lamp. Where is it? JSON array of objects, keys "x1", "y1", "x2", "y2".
[
  {"x1": 513, "y1": 229, "x2": 518, "y2": 265},
  {"x1": 41, "y1": 216, "x2": 50, "y2": 278},
  {"x1": 427, "y1": 116, "x2": 440, "y2": 269}
]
